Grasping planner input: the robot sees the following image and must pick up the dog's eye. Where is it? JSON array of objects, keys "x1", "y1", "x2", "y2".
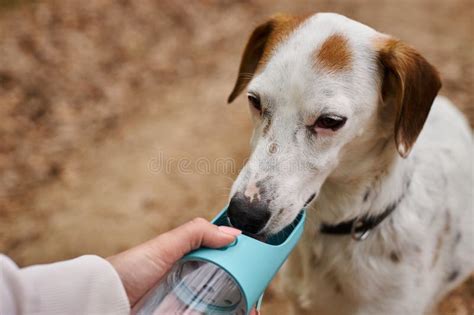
[
  {"x1": 248, "y1": 94, "x2": 262, "y2": 113},
  {"x1": 315, "y1": 115, "x2": 347, "y2": 131}
]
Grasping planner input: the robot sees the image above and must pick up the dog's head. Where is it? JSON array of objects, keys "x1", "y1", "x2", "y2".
[{"x1": 226, "y1": 13, "x2": 441, "y2": 236}]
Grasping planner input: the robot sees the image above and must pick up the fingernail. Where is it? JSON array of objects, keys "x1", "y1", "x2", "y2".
[{"x1": 218, "y1": 225, "x2": 242, "y2": 236}]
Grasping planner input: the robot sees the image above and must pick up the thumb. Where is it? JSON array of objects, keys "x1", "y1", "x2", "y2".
[
  {"x1": 148, "y1": 217, "x2": 241, "y2": 267},
  {"x1": 108, "y1": 218, "x2": 242, "y2": 306}
]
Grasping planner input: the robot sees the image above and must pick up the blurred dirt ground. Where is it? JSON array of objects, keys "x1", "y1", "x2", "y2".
[{"x1": 0, "y1": 0, "x2": 472, "y2": 314}]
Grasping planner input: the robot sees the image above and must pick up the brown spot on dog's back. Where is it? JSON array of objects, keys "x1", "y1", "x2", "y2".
[
  {"x1": 446, "y1": 270, "x2": 460, "y2": 282},
  {"x1": 444, "y1": 210, "x2": 451, "y2": 233},
  {"x1": 431, "y1": 210, "x2": 451, "y2": 268},
  {"x1": 315, "y1": 33, "x2": 352, "y2": 72},
  {"x1": 390, "y1": 251, "x2": 402, "y2": 263},
  {"x1": 432, "y1": 233, "x2": 444, "y2": 268},
  {"x1": 454, "y1": 231, "x2": 462, "y2": 244}
]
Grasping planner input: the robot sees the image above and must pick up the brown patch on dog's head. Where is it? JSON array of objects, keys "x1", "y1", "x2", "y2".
[
  {"x1": 259, "y1": 14, "x2": 308, "y2": 65},
  {"x1": 315, "y1": 33, "x2": 352, "y2": 72},
  {"x1": 375, "y1": 36, "x2": 441, "y2": 158},
  {"x1": 227, "y1": 14, "x2": 308, "y2": 103}
]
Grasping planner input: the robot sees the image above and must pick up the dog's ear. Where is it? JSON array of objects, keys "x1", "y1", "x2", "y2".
[
  {"x1": 228, "y1": 14, "x2": 306, "y2": 103},
  {"x1": 227, "y1": 20, "x2": 273, "y2": 103},
  {"x1": 376, "y1": 37, "x2": 441, "y2": 158}
]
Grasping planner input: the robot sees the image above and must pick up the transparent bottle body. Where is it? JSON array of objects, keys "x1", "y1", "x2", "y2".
[{"x1": 134, "y1": 260, "x2": 247, "y2": 315}]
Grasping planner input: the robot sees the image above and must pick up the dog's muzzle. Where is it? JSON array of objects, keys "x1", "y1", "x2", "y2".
[{"x1": 227, "y1": 193, "x2": 271, "y2": 235}]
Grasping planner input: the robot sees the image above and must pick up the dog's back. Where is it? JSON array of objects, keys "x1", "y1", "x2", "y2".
[{"x1": 413, "y1": 96, "x2": 473, "y2": 298}]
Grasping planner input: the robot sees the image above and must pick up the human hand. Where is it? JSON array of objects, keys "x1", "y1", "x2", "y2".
[{"x1": 107, "y1": 218, "x2": 243, "y2": 307}]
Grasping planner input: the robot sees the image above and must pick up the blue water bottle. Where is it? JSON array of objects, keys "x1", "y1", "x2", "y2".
[{"x1": 133, "y1": 208, "x2": 306, "y2": 315}]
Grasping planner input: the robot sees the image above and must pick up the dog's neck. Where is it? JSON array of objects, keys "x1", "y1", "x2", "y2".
[{"x1": 311, "y1": 138, "x2": 412, "y2": 226}]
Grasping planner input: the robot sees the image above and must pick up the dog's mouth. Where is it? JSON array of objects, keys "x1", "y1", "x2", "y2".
[
  {"x1": 225, "y1": 212, "x2": 269, "y2": 241},
  {"x1": 225, "y1": 189, "x2": 316, "y2": 241},
  {"x1": 237, "y1": 194, "x2": 314, "y2": 243},
  {"x1": 242, "y1": 230, "x2": 268, "y2": 242}
]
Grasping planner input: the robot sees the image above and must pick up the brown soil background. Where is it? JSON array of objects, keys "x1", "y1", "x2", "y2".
[{"x1": 0, "y1": 0, "x2": 472, "y2": 314}]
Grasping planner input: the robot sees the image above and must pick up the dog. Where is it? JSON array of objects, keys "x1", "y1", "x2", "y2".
[{"x1": 225, "y1": 12, "x2": 473, "y2": 315}]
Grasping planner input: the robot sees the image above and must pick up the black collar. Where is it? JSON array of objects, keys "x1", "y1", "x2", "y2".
[{"x1": 319, "y1": 201, "x2": 398, "y2": 241}]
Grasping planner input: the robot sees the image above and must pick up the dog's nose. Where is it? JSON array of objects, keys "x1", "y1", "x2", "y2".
[{"x1": 227, "y1": 194, "x2": 271, "y2": 234}]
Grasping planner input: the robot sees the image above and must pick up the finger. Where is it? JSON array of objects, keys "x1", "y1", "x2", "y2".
[
  {"x1": 249, "y1": 308, "x2": 260, "y2": 315},
  {"x1": 148, "y1": 218, "x2": 241, "y2": 266}
]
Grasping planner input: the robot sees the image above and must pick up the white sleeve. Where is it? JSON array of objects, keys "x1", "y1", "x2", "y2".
[{"x1": 0, "y1": 254, "x2": 130, "y2": 315}]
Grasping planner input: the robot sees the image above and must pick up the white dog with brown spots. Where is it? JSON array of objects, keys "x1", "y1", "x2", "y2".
[{"x1": 226, "y1": 12, "x2": 473, "y2": 315}]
